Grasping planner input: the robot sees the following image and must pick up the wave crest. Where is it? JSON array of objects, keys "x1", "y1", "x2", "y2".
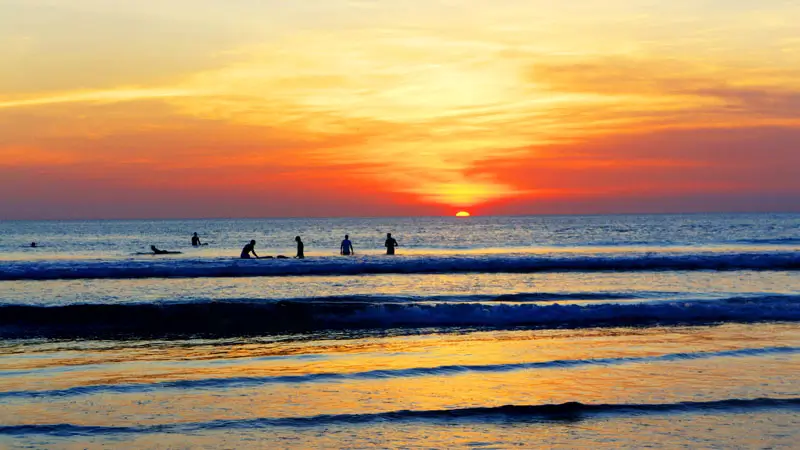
[
  {"x1": 1, "y1": 252, "x2": 798, "y2": 281},
  {"x1": 2, "y1": 295, "x2": 798, "y2": 338}
]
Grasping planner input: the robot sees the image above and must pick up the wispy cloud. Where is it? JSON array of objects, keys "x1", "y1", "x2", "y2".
[
  {"x1": 1, "y1": 0, "x2": 799, "y2": 217},
  {"x1": 0, "y1": 88, "x2": 194, "y2": 109}
]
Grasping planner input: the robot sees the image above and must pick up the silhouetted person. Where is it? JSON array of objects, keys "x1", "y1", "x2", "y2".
[
  {"x1": 295, "y1": 236, "x2": 305, "y2": 259},
  {"x1": 241, "y1": 240, "x2": 259, "y2": 259},
  {"x1": 151, "y1": 245, "x2": 169, "y2": 255},
  {"x1": 340, "y1": 234, "x2": 354, "y2": 256},
  {"x1": 30, "y1": 242, "x2": 37, "y2": 248},
  {"x1": 191, "y1": 232, "x2": 201, "y2": 246},
  {"x1": 385, "y1": 233, "x2": 399, "y2": 255}
]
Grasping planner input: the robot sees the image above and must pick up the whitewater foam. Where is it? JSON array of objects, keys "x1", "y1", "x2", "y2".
[
  {"x1": 1, "y1": 252, "x2": 798, "y2": 281},
  {"x1": 2, "y1": 294, "x2": 798, "y2": 338}
]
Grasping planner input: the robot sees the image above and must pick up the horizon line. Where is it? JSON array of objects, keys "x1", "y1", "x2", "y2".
[{"x1": 2, "y1": 210, "x2": 798, "y2": 223}]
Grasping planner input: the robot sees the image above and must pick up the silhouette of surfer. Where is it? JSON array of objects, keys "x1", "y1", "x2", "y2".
[
  {"x1": 241, "y1": 240, "x2": 259, "y2": 259},
  {"x1": 340, "y1": 234, "x2": 354, "y2": 256},
  {"x1": 385, "y1": 233, "x2": 399, "y2": 255},
  {"x1": 30, "y1": 242, "x2": 37, "y2": 248},
  {"x1": 150, "y1": 245, "x2": 180, "y2": 255},
  {"x1": 191, "y1": 232, "x2": 202, "y2": 246},
  {"x1": 295, "y1": 236, "x2": 305, "y2": 259}
]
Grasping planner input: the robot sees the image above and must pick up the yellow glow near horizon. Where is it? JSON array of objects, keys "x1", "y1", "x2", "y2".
[
  {"x1": 1, "y1": 0, "x2": 799, "y2": 218},
  {"x1": 456, "y1": 211, "x2": 471, "y2": 217}
]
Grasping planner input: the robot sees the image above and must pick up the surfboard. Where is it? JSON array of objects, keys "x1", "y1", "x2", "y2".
[{"x1": 134, "y1": 251, "x2": 183, "y2": 255}]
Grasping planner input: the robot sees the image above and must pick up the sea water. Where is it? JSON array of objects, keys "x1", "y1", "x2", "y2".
[{"x1": 0, "y1": 214, "x2": 798, "y2": 448}]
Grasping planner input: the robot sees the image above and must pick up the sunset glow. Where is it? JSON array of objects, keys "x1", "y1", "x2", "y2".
[
  {"x1": 456, "y1": 211, "x2": 471, "y2": 217},
  {"x1": 1, "y1": 0, "x2": 799, "y2": 219}
]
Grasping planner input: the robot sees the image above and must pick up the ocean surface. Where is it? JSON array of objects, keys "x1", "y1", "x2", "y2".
[{"x1": 0, "y1": 213, "x2": 798, "y2": 448}]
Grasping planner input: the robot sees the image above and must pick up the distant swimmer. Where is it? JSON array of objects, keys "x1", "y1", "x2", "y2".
[
  {"x1": 30, "y1": 242, "x2": 37, "y2": 248},
  {"x1": 191, "y1": 232, "x2": 201, "y2": 246},
  {"x1": 241, "y1": 240, "x2": 260, "y2": 259},
  {"x1": 385, "y1": 233, "x2": 399, "y2": 255},
  {"x1": 150, "y1": 245, "x2": 181, "y2": 255},
  {"x1": 295, "y1": 236, "x2": 305, "y2": 259},
  {"x1": 340, "y1": 234, "x2": 354, "y2": 256}
]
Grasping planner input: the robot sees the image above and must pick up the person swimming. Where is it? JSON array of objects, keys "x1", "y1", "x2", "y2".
[
  {"x1": 340, "y1": 234, "x2": 354, "y2": 256},
  {"x1": 241, "y1": 240, "x2": 259, "y2": 259},
  {"x1": 30, "y1": 242, "x2": 37, "y2": 248},
  {"x1": 134, "y1": 246, "x2": 181, "y2": 256},
  {"x1": 295, "y1": 236, "x2": 305, "y2": 259},
  {"x1": 191, "y1": 232, "x2": 201, "y2": 246},
  {"x1": 385, "y1": 233, "x2": 399, "y2": 255}
]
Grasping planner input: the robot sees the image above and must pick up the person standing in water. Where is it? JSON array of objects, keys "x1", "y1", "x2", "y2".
[
  {"x1": 191, "y1": 232, "x2": 202, "y2": 246},
  {"x1": 241, "y1": 240, "x2": 259, "y2": 259},
  {"x1": 340, "y1": 234, "x2": 354, "y2": 256},
  {"x1": 295, "y1": 236, "x2": 305, "y2": 259},
  {"x1": 385, "y1": 233, "x2": 399, "y2": 255}
]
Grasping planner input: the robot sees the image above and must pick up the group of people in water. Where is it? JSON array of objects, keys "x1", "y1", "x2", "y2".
[
  {"x1": 29, "y1": 232, "x2": 399, "y2": 257},
  {"x1": 148, "y1": 232, "x2": 400, "y2": 259},
  {"x1": 240, "y1": 233, "x2": 399, "y2": 259}
]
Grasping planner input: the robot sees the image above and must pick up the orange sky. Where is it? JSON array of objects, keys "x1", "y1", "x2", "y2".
[{"x1": 1, "y1": 0, "x2": 799, "y2": 219}]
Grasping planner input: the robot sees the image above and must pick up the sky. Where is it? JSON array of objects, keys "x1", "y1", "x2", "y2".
[{"x1": 1, "y1": 0, "x2": 799, "y2": 219}]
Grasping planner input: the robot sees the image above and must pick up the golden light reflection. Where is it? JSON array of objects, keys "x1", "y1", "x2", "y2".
[
  {"x1": 2, "y1": 324, "x2": 796, "y2": 426},
  {"x1": 1, "y1": 0, "x2": 799, "y2": 217}
]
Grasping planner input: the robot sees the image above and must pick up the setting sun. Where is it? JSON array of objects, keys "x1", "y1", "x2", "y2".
[{"x1": 456, "y1": 211, "x2": 471, "y2": 217}]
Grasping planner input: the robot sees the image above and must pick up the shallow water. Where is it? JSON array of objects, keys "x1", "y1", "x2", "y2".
[{"x1": 1, "y1": 214, "x2": 798, "y2": 448}]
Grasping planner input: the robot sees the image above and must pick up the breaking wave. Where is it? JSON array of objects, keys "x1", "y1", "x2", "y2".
[
  {"x1": 2, "y1": 294, "x2": 798, "y2": 338},
  {"x1": 1, "y1": 252, "x2": 798, "y2": 281}
]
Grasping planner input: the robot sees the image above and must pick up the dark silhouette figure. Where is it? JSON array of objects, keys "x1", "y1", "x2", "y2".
[
  {"x1": 150, "y1": 245, "x2": 180, "y2": 255},
  {"x1": 340, "y1": 234, "x2": 354, "y2": 256},
  {"x1": 385, "y1": 233, "x2": 399, "y2": 255},
  {"x1": 295, "y1": 236, "x2": 305, "y2": 259},
  {"x1": 241, "y1": 240, "x2": 259, "y2": 259},
  {"x1": 191, "y1": 232, "x2": 201, "y2": 246},
  {"x1": 30, "y1": 242, "x2": 37, "y2": 248}
]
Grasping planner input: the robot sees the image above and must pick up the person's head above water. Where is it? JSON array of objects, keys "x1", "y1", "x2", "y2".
[
  {"x1": 150, "y1": 245, "x2": 157, "y2": 251},
  {"x1": 193, "y1": 232, "x2": 198, "y2": 237},
  {"x1": 387, "y1": 233, "x2": 392, "y2": 238},
  {"x1": 30, "y1": 242, "x2": 36, "y2": 247}
]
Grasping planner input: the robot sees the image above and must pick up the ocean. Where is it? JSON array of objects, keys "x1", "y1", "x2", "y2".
[{"x1": 0, "y1": 213, "x2": 798, "y2": 448}]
